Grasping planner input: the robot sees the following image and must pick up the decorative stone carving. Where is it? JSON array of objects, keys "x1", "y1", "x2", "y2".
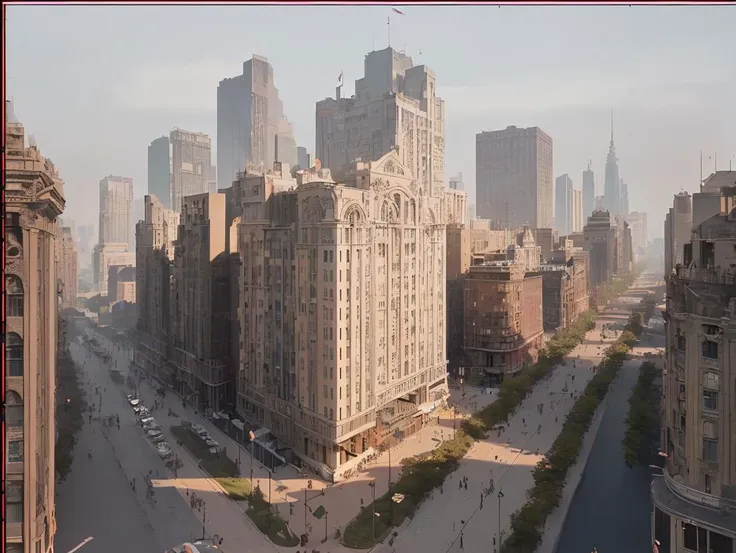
[
  {"x1": 371, "y1": 178, "x2": 390, "y2": 193},
  {"x1": 384, "y1": 160, "x2": 395, "y2": 174}
]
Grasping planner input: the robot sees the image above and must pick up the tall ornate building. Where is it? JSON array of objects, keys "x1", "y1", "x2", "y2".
[
  {"x1": 5, "y1": 101, "x2": 65, "y2": 553},
  {"x1": 237, "y1": 151, "x2": 461, "y2": 479},
  {"x1": 654, "y1": 184, "x2": 736, "y2": 553}
]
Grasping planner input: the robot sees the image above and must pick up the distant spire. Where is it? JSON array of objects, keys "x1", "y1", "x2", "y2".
[{"x1": 610, "y1": 109, "x2": 614, "y2": 146}]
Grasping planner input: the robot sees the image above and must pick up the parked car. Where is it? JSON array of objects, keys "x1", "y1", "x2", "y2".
[
  {"x1": 144, "y1": 422, "x2": 161, "y2": 432},
  {"x1": 147, "y1": 429, "x2": 163, "y2": 438},
  {"x1": 204, "y1": 438, "x2": 219, "y2": 448},
  {"x1": 140, "y1": 416, "x2": 155, "y2": 425},
  {"x1": 133, "y1": 405, "x2": 143, "y2": 414},
  {"x1": 137, "y1": 408, "x2": 150, "y2": 418},
  {"x1": 126, "y1": 394, "x2": 133, "y2": 401},
  {"x1": 129, "y1": 398, "x2": 140, "y2": 407},
  {"x1": 151, "y1": 434, "x2": 166, "y2": 444},
  {"x1": 156, "y1": 443, "x2": 173, "y2": 458}
]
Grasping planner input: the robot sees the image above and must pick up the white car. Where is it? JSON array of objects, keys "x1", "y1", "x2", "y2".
[
  {"x1": 140, "y1": 416, "x2": 155, "y2": 425},
  {"x1": 129, "y1": 398, "x2": 140, "y2": 407},
  {"x1": 138, "y1": 408, "x2": 150, "y2": 418},
  {"x1": 147, "y1": 429, "x2": 162, "y2": 438},
  {"x1": 204, "y1": 438, "x2": 219, "y2": 448},
  {"x1": 151, "y1": 434, "x2": 166, "y2": 444},
  {"x1": 133, "y1": 406, "x2": 143, "y2": 414}
]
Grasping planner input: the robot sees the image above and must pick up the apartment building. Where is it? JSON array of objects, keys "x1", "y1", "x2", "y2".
[
  {"x1": 92, "y1": 242, "x2": 135, "y2": 296},
  {"x1": 654, "y1": 185, "x2": 736, "y2": 553},
  {"x1": 316, "y1": 46, "x2": 446, "y2": 198},
  {"x1": 98, "y1": 175, "x2": 134, "y2": 250},
  {"x1": 236, "y1": 150, "x2": 452, "y2": 478},
  {"x1": 541, "y1": 248, "x2": 590, "y2": 332},
  {"x1": 463, "y1": 229, "x2": 544, "y2": 383},
  {"x1": 665, "y1": 192, "x2": 693, "y2": 277},
  {"x1": 5, "y1": 103, "x2": 65, "y2": 553},
  {"x1": 584, "y1": 209, "x2": 617, "y2": 287},
  {"x1": 59, "y1": 226, "x2": 78, "y2": 308},
  {"x1": 170, "y1": 128, "x2": 213, "y2": 213},
  {"x1": 169, "y1": 193, "x2": 233, "y2": 412},
  {"x1": 134, "y1": 194, "x2": 179, "y2": 389}
]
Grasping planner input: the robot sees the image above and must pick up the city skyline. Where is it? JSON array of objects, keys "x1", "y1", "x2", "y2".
[{"x1": 6, "y1": 5, "x2": 735, "y2": 235}]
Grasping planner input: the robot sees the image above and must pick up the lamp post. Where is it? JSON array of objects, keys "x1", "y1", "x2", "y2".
[
  {"x1": 304, "y1": 488, "x2": 309, "y2": 545},
  {"x1": 324, "y1": 510, "x2": 329, "y2": 542},
  {"x1": 248, "y1": 429, "x2": 255, "y2": 491},
  {"x1": 201, "y1": 502, "x2": 207, "y2": 540},
  {"x1": 369, "y1": 480, "x2": 376, "y2": 546},
  {"x1": 497, "y1": 490, "x2": 504, "y2": 548}
]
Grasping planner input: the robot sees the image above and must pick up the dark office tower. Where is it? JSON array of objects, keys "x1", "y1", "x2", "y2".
[
  {"x1": 476, "y1": 125, "x2": 553, "y2": 229},
  {"x1": 603, "y1": 116, "x2": 621, "y2": 216},
  {"x1": 582, "y1": 161, "x2": 595, "y2": 219},
  {"x1": 217, "y1": 55, "x2": 296, "y2": 189},
  {"x1": 555, "y1": 174, "x2": 573, "y2": 235},
  {"x1": 148, "y1": 136, "x2": 171, "y2": 209}
]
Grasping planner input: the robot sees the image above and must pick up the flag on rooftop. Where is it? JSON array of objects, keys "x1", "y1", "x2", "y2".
[
  {"x1": 338, "y1": 71, "x2": 343, "y2": 84},
  {"x1": 392, "y1": 8, "x2": 405, "y2": 15}
]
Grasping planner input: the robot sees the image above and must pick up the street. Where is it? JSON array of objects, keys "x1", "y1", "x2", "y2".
[{"x1": 55, "y1": 337, "x2": 206, "y2": 553}]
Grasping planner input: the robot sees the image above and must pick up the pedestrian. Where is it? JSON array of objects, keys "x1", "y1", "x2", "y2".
[
  {"x1": 458, "y1": 479, "x2": 462, "y2": 490},
  {"x1": 464, "y1": 480, "x2": 467, "y2": 491},
  {"x1": 460, "y1": 533, "x2": 464, "y2": 550}
]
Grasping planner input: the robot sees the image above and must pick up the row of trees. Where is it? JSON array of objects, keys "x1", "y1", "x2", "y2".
[
  {"x1": 622, "y1": 361, "x2": 661, "y2": 468},
  {"x1": 342, "y1": 311, "x2": 597, "y2": 549},
  {"x1": 500, "y1": 331, "x2": 637, "y2": 553}
]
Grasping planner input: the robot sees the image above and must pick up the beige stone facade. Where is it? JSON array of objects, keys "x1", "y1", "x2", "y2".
[
  {"x1": 170, "y1": 128, "x2": 212, "y2": 213},
  {"x1": 236, "y1": 151, "x2": 451, "y2": 477},
  {"x1": 98, "y1": 174, "x2": 134, "y2": 249},
  {"x1": 5, "y1": 107, "x2": 64, "y2": 553},
  {"x1": 583, "y1": 209, "x2": 633, "y2": 288},
  {"x1": 654, "y1": 186, "x2": 736, "y2": 553},
  {"x1": 134, "y1": 194, "x2": 179, "y2": 391},
  {"x1": 59, "y1": 226, "x2": 78, "y2": 308},
  {"x1": 92, "y1": 242, "x2": 135, "y2": 296},
  {"x1": 541, "y1": 248, "x2": 590, "y2": 332},
  {"x1": 169, "y1": 192, "x2": 232, "y2": 412}
]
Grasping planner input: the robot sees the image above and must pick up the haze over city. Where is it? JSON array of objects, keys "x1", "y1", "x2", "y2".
[
  {"x1": 5, "y1": 4, "x2": 736, "y2": 553},
  {"x1": 6, "y1": 4, "x2": 736, "y2": 235}
]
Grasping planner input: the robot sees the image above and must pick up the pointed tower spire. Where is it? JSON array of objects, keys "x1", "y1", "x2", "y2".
[{"x1": 610, "y1": 109, "x2": 614, "y2": 146}]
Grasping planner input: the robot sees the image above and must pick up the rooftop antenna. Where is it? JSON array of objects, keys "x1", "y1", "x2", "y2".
[
  {"x1": 700, "y1": 150, "x2": 703, "y2": 190},
  {"x1": 610, "y1": 109, "x2": 614, "y2": 145}
]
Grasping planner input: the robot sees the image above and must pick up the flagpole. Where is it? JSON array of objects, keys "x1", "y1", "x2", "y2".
[{"x1": 388, "y1": 16, "x2": 391, "y2": 47}]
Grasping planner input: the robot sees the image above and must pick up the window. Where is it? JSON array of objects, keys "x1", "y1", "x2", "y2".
[
  {"x1": 676, "y1": 335, "x2": 686, "y2": 352},
  {"x1": 6, "y1": 333, "x2": 23, "y2": 377},
  {"x1": 703, "y1": 390, "x2": 718, "y2": 411},
  {"x1": 703, "y1": 371, "x2": 719, "y2": 390},
  {"x1": 703, "y1": 438, "x2": 718, "y2": 463},
  {"x1": 7, "y1": 482, "x2": 23, "y2": 523},
  {"x1": 703, "y1": 420, "x2": 717, "y2": 439},
  {"x1": 701, "y1": 340, "x2": 718, "y2": 360},
  {"x1": 6, "y1": 391, "x2": 23, "y2": 428},
  {"x1": 704, "y1": 474, "x2": 712, "y2": 494},
  {"x1": 6, "y1": 275, "x2": 24, "y2": 317},
  {"x1": 8, "y1": 440, "x2": 23, "y2": 463}
]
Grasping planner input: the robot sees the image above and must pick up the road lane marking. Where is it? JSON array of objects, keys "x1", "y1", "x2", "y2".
[{"x1": 67, "y1": 536, "x2": 94, "y2": 553}]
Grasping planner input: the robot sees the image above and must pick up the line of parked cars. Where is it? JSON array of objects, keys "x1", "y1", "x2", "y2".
[
  {"x1": 127, "y1": 394, "x2": 173, "y2": 459},
  {"x1": 187, "y1": 423, "x2": 221, "y2": 455}
]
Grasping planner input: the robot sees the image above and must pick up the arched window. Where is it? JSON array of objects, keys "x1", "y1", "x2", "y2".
[
  {"x1": 6, "y1": 275, "x2": 24, "y2": 317},
  {"x1": 6, "y1": 333, "x2": 23, "y2": 377},
  {"x1": 6, "y1": 391, "x2": 24, "y2": 463}
]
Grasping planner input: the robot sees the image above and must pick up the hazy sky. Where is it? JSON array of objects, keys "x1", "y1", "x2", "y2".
[{"x1": 6, "y1": 4, "x2": 736, "y2": 237}]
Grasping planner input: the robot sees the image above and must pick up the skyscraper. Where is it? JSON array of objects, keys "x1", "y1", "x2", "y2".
[
  {"x1": 582, "y1": 161, "x2": 595, "y2": 219},
  {"x1": 297, "y1": 146, "x2": 310, "y2": 170},
  {"x1": 217, "y1": 55, "x2": 296, "y2": 189},
  {"x1": 5, "y1": 102, "x2": 65, "y2": 553},
  {"x1": 555, "y1": 174, "x2": 573, "y2": 234},
  {"x1": 315, "y1": 46, "x2": 446, "y2": 196},
  {"x1": 620, "y1": 178, "x2": 629, "y2": 216},
  {"x1": 449, "y1": 172, "x2": 464, "y2": 191},
  {"x1": 148, "y1": 135, "x2": 171, "y2": 209},
  {"x1": 570, "y1": 188, "x2": 584, "y2": 233},
  {"x1": 476, "y1": 126, "x2": 553, "y2": 229},
  {"x1": 170, "y1": 128, "x2": 212, "y2": 213},
  {"x1": 98, "y1": 175, "x2": 134, "y2": 249},
  {"x1": 603, "y1": 116, "x2": 621, "y2": 216}
]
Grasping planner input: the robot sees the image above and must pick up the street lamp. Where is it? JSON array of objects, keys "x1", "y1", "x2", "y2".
[
  {"x1": 324, "y1": 510, "x2": 329, "y2": 542},
  {"x1": 369, "y1": 480, "x2": 376, "y2": 546},
  {"x1": 201, "y1": 501, "x2": 207, "y2": 540},
  {"x1": 497, "y1": 490, "x2": 505, "y2": 548}
]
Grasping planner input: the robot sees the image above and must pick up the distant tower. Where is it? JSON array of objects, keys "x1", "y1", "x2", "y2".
[
  {"x1": 603, "y1": 111, "x2": 621, "y2": 216},
  {"x1": 582, "y1": 160, "x2": 595, "y2": 220}
]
